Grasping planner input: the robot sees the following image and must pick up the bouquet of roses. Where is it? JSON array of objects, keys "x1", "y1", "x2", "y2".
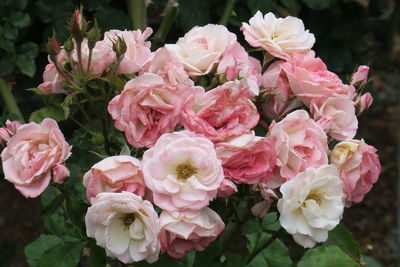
[{"x1": 0, "y1": 7, "x2": 381, "y2": 267}]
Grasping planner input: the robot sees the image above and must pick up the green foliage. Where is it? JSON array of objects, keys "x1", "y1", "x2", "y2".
[
  {"x1": 297, "y1": 246, "x2": 358, "y2": 267},
  {"x1": 328, "y1": 224, "x2": 363, "y2": 262},
  {"x1": 248, "y1": 239, "x2": 291, "y2": 267},
  {"x1": 302, "y1": 0, "x2": 336, "y2": 10},
  {"x1": 29, "y1": 106, "x2": 65, "y2": 122},
  {"x1": 178, "y1": 0, "x2": 212, "y2": 32},
  {"x1": 25, "y1": 235, "x2": 62, "y2": 267}
]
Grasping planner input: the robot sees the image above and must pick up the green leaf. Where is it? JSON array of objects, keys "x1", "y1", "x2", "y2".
[
  {"x1": 245, "y1": 232, "x2": 270, "y2": 255},
  {"x1": 0, "y1": 39, "x2": 15, "y2": 53},
  {"x1": 136, "y1": 254, "x2": 186, "y2": 267},
  {"x1": 17, "y1": 42, "x2": 39, "y2": 59},
  {"x1": 178, "y1": 0, "x2": 212, "y2": 32},
  {"x1": 39, "y1": 191, "x2": 65, "y2": 217},
  {"x1": 262, "y1": 212, "x2": 280, "y2": 231},
  {"x1": 302, "y1": 0, "x2": 335, "y2": 10},
  {"x1": 93, "y1": 8, "x2": 131, "y2": 31},
  {"x1": 27, "y1": 87, "x2": 45, "y2": 95},
  {"x1": 361, "y1": 256, "x2": 382, "y2": 267},
  {"x1": 4, "y1": 25, "x2": 18, "y2": 40},
  {"x1": 44, "y1": 213, "x2": 79, "y2": 237},
  {"x1": 9, "y1": 12, "x2": 31, "y2": 28},
  {"x1": 88, "y1": 239, "x2": 107, "y2": 267},
  {"x1": 66, "y1": 195, "x2": 88, "y2": 228},
  {"x1": 24, "y1": 235, "x2": 62, "y2": 267},
  {"x1": 61, "y1": 95, "x2": 74, "y2": 119},
  {"x1": 248, "y1": 239, "x2": 292, "y2": 267},
  {"x1": 223, "y1": 253, "x2": 247, "y2": 267},
  {"x1": 193, "y1": 242, "x2": 223, "y2": 267},
  {"x1": 16, "y1": 56, "x2": 35, "y2": 77},
  {"x1": 29, "y1": 106, "x2": 66, "y2": 122},
  {"x1": 297, "y1": 246, "x2": 358, "y2": 267},
  {"x1": 38, "y1": 240, "x2": 86, "y2": 267},
  {"x1": 328, "y1": 224, "x2": 362, "y2": 262}
]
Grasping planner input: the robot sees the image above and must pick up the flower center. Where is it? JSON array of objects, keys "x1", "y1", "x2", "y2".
[
  {"x1": 176, "y1": 162, "x2": 197, "y2": 181},
  {"x1": 121, "y1": 213, "x2": 136, "y2": 230},
  {"x1": 306, "y1": 191, "x2": 322, "y2": 205}
]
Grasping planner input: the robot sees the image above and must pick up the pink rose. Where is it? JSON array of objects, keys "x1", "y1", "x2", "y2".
[
  {"x1": 142, "y1": 47, "x2": 193, "y2": 85},
  {"x1": 351, "y1": 65, "x2": 369, "y2": 88},
  {"x1": 182, "y1": 82, "x2": 259, "y2": 142},
  {"x1": 83, "y1": 155, "x2": 145, "y2": 201},
  {"x1": 217, "y1": 179, "x2": 238, "y2": 198},
  {"x1": 216, "y1": 132, "x2": 276, "y2": 184},
  {"x1": 216, "y1": 42, "x2": 262, "y2": 95},
  {"x1": 0, "y1": 120, "x2": 22, "y2": 145},
  {"x1": 330, "y1": 139, "x2": 381, "y2": 206},
  {"x1": 1, "y1": 119, "x2": 71, "y2": 198},
  {"x1": 38, "y1": 62, "x2": 65, "y2": 94},
  {"x1": 310, "y1": 97, "x2": 358, "y2": 141},
  {"x1": 269, "y1": 110, "x2": 328, "y2": 181},
  {"x1": 166, "y1": 24, "x2": 236, "y2": 76},
  {"x1": 85, "y1": 192, "x2": 161, "y2": 264},
  {"x1": 142, "y1": 131, "x2": 224, "y2": 211},
  {"x1": 108, "y1": 73, "x2": 192, "y2": 148},
  {"x1": 53, "y1": 164, "x2": 70, "y2": 184},
  {"x1": 71, "y1": 39, "x2": 114, "y2": 76},
  {"x1": 251, "y1": 187, "x2": 278, "y2": 219},
  {"x1": 104, "y1": 28, "x2": 153, "y2": 74},
  {"x1": 241, "y1": 11, "x2": 315, "y2": 60},
  {"x1": 282, "y1": 53, "x2": 356, "y2": 106},
  {"x1": 261, "y1": 61, "x2": 301, "y2": 119},
  {"x1": 354, "y1": 92, "x2": 373, "y2": 115},
  {"x1": 159, "y1": 208, "x2": 225, "y2": 258}
]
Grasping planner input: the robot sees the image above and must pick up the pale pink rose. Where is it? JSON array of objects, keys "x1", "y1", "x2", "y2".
[
  {"x1": 282, "y1": 52, "x2": 356, "y2": 106},
  {"x1": 0, "y1": 128, "x2": 9, "y2": 146},
  {"x1": 354, "y1": 93, "x2": 373, "y2": 115},
  {"x1": 351, "y1": 65, "x2": 369, "y2": 87},
  {"x1": 310, "y1": 97, "x2": 358, "y2": 141},
  {"x1": 38, "y1": 62, "x2": 65, "y2": 94},
  {"x1": 278, "y1": 165, "x2": 344, "y2": 248},
  {"x1": 215, "y1": 132, "x2": 276, "y2": 184},
  {"x1": 181, "y1": 82, "x2": 259, "y2": 142},
  {"x1": 85, "y1": 192, "x2": 160, "y2": 264},
  {"x1": 108, "y1": 73, "x2": 192, "y2": 148},
  {"x1": 216, "y1": 42, "x2": 262, "y2": 95},
  {"x1": 71, "y1": 39, "x2": 114, "y2": 76},
  {"x1": 142, "y1": 131, "x2": 224, "y2": 211},
  {"x1": 241, "y1": 11, "x2": 315, "y2": 60},
  {"x1": 159, "y1": 208, "x2": 225, "y2": 258},
  {"x1": 52, "y1": 164, "x2": 70, "y2": 184},
  {"x1": 83, "y1": 155, "x2": 145, "y2": 201},
  {"x1": 251, "y1": 187, "x2": 278, "y2": 219},
  {"x1": 269, "y1": 110, "x2": 328, "y2": 181},
  {"x1": 5, "y1": 120, "x2": 21, "y2": 134},
  {"x1": 142, "y1": 47, "x2": 193, "y2": 85},
  {"x1": 330, "y1": 139, "x2": 381, "y2": 206},
  {"x1": 217, "y1": 179, "x2": 238, "y2": 198},
  {"x1": 166, "y1": 24, "x2": 236, "y2": 76},
  {"x1": 104, "y1": 28, "x2": 154, "y2": 74},
  {"x1": 1, "y1": 119, "x2": 71, "y2": 198},
  {"x1": 0, "y1": 120, "x2": 22, "y2": 145},
  {"x1": 261, "y1": 61, "x2": 300, "y2": 120}
]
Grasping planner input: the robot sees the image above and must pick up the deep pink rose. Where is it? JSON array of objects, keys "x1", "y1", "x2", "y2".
[
  {"x1": 182, "y1": 82, "x2": 259, "y2": 142},
  {"x1": 330, "y1": 139, "x2": 381, "y2": 206},
  {"x1": 269, "y1": 110, "x2": 328, "y2": 181},
  {"x1": 1, "y1": 119, "x2": 71, "y2": 198},
  {"x1": 261, "y1": 61, "x2": 301, "y2": 120},
  {"x1": 310, "y1": 97, "x2": 358, "y2": 141},
  {"x1": 216, "y1": 132, "x2": 276, "y2": 184},
  {"x1": 142, "y1": 131, "x2": 224, "y2": 211},
  {"x1": 159, "y1": 208, "x2": 225, "y2": 258},
  {"x1": 83, "y1": 155, "x2": 145, "y2": 201},
  {"x1": 282, "y1": 52, "x2": 356, "y2": 106},
  {"x1": 217, "y1": 179, "x2": 238, "y2": 198},
  {"x1": 108, "y1": 73, "x2": 193, "y2": 148},
  {"x1": 104, "y1": 28, "x2": 154, "y2": 74}
]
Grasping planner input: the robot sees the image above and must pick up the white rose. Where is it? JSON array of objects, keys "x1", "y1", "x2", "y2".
[
  {"x1": 241, "y1": 11, "x2": 315, "y2": 60},
  {"x1": 166, "y1": 24, "x2": 236, "y2": 76},
  {"x1": 277, "y1": 165, "x2": 344, "y2": 248},
  {"x1": 85, "y1": 192, "x2": 161, "y2": 264}
]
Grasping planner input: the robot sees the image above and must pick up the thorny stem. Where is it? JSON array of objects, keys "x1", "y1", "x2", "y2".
[
  {"x1": 153, "y1": 0, "x2": 179, "y2": 49},
  {"x1": 0, "y1": 79, "x2": 25, "y2": 122}
]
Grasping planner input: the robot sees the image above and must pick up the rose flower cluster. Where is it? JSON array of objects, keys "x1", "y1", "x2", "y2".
[{"x1": 0, "y1": 10, "x2": 381, "y2": 264}]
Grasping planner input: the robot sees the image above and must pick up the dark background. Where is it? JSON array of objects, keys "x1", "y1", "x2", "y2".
[{"x1": 0, "y1": 0, "x2": 398, "y2": 266}]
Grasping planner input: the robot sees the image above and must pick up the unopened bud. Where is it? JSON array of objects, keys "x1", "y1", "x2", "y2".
[
  {"x1": 69, "y1": 8, "x2": 87, "y2": 42},
  {"x1": 87, "y1": 20, "x2": 101, "y2": 50},
  {"x1": 64, "y1": 36, "x2": 74, "y2": 53},
  {"x1": 46, "y1": 33, "x2": 60, "y2": 61},
  {"x1": 355, "y1": 92, "x2": 373, "y2": 115},
  {"x1": 351, "y1": 65, "x2": 369, "y2": 89},
  {"x1": 112, "y1": 36, "x2": 127, "y2": 61}
]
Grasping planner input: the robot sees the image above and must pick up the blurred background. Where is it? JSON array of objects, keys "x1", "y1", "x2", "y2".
[{"x1": 0, "y1": 0, "x2": 398, "y2": 266}]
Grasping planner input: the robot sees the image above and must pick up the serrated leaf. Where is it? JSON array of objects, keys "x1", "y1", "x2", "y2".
[
  {"x1": 297, "y1": 246, "x2": 358, "y2": 267},
  {"x1": 262, "y1": 212, "x2": 280, "y2": 231},
  {"x1": 248, "y1": 239, "x2": 292, "y2": 267},
  {"x1": 29, "y1": 106, "x2": 65, "y2": 122},
  {"x1": 0, "y1": 39, "x2": 15, "y2": 53},
  {"x1": 39, "y1": 191, "x2": 66, "y2": 217},
  {"x1": 245, "y1": 232, "x2": 270, "y2": 255},
  {"x1": 16, "y1": 56, "x2": 35, "y2": 77},
  {"x1": 328, "y1": 224, "x2": 362, "y2": 262},
  {"x1": 242, "y1": 218, "x2": 262, "y2": 235},
  {"x1": 17, "y1": 42, "x2": 39, "y2": 59},
  {"x1": 38, "y1": 240, "x2": 86, "y2": 267},
  {"x1": 24, "y1": 235, "x2": 62, "y2": 267},
  {"x1": 9, "y1": 12, "x2": 31, "y2": 28}
]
